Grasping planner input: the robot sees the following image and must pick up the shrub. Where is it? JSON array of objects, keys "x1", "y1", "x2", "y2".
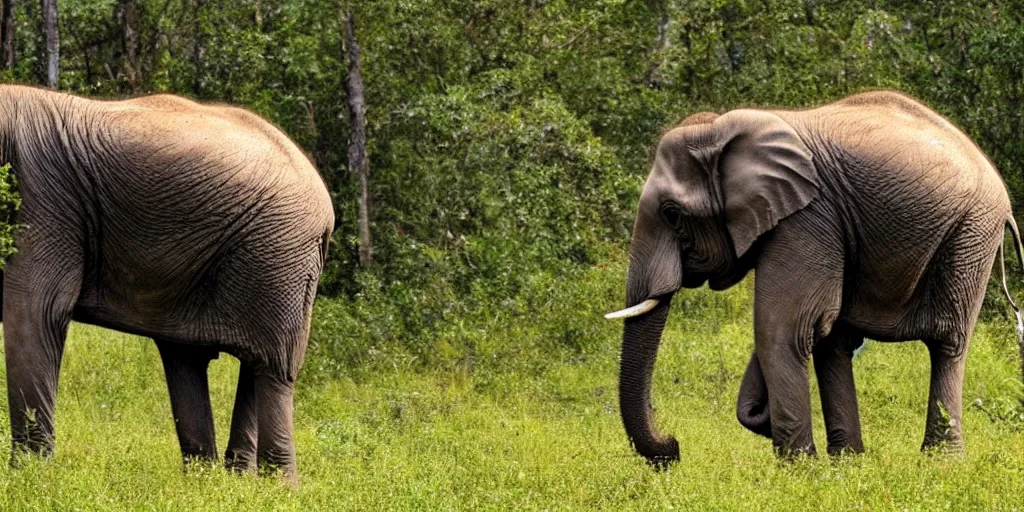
[{"x1": 0, "y1": 163, "x2": 20, "y2": 268}]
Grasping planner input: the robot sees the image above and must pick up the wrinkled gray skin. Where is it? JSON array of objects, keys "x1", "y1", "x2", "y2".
[
  {"x1": 0, "y1": 85, "x2": 333, "y2": 479},
  {"x1": 618, "y1": 90, "x2": 1018, "y2": 464}
]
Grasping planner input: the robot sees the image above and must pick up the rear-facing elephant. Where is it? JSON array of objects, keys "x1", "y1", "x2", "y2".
[
  {"x1": 0, "y1": 85, "x2": 333, "y2": 479},
  {"x1": 605, "y1": 90, "x2": 1023, "y2": 465}
]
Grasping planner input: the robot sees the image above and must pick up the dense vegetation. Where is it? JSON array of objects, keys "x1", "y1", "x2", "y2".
[{"x1": 5, "y1": 2, "x2": 1023, "y2": 367}]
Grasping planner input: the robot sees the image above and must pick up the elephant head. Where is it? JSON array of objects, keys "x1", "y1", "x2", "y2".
[{"x1": 606, "y1": 109, "x2": 819, "y2": 465}]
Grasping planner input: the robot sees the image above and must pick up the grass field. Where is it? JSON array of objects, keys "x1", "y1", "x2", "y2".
[{"x1": 2, "y1": 267, "x2": 1024, "y2": 510}]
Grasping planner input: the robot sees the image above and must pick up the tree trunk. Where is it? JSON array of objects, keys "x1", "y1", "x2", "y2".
[
  {"x1": 40, "y1": 0, "x2": 58, "y2": 88},
  {"x1": 191, "y1": 0, "x2": 205, "y2": 96},
  {"x1": 117, "y1": 0, "x2": 139, "y2": 88},
  {"x1": 804, "y1": 0, "x2": 816, "y2": 26},
  {"x1": 642, "y1": 0, "x2": 670, "y2": 86},
  {"x1": 1, "y1": 0, "x2": 13, "y2": 70},
  {"x1": 655, "y1": 0, "x2": 669, "y2": 53},
  {"x1": 342, "y1": 8, "x2": 372, "y2": 267}
]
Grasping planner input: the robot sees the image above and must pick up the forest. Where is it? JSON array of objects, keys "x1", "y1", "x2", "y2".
[{"x1": 2, "y1": 0, "x2": 1024, "y2": 509}]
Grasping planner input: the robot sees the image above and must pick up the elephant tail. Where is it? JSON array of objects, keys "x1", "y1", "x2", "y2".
[
  {"x1": 1001, "y1": 217, "x2": 1024, "y2": 389},
  {"x1": 319, "y1": 227, "x2": 332, "y2": 270}
]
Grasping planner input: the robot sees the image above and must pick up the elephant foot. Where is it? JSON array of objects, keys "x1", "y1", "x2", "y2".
[
  {"x1": 178, "y1": 440, "x2": 218, "y2": 467},
  {"x1": 224, "y1": 448, "x2": 257, "y2": 473},
  {"x1": 642, "y1": 448, "x2": 679, "y2": 472},
  {"x1": 921, "y1": 436, "x2": 964, "y2": 455},
  {"x1": 921, "y1": 395, "x2": 964, "y2": 455},
  {"x1": 773, "y1": 440, "x2": 817, "y2": 460},
  {"x1": 8, "y1": 440, "x2": 54, "y2": 468},
  {"x1": 825, "y1": 429, "x2": 864, "y2": 456},
  {"x1": 9, "y1": 424, "x2": 57, "y2": 468},
  {"x1": 826, "y1": 443, "x2": 865, "y2": 457},
  {"x1": 283, "y1": 471, "x2": 300, "y2": 490},
  {"x1": 256, "y1": 460, "x2": 300, "y2": 489}
]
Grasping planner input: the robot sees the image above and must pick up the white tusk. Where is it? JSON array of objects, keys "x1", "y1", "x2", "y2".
[{"x1": 604, "y1": 299, "x2": 660, "y2": 320}]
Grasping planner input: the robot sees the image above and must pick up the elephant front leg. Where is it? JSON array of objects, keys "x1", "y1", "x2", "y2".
[
  {"x1": 4, "y1": 301, "x2": 71, "y2": 462},
  {"x1": 754, "y1": 222, "x2": 854, "y2": 456},
  {"x1": 752, "y1": 211, "x2": 846, "y2": 457},
  {"x1": 156, "y1": 340, "x2": 218, "y2": 464},
  {"x1": 813, "y1": 327, "x2": 864, "y2": 455},
  {"x1": 757, "y1": 336, "x2": 816, "y2": 457},
  {"x1": 3, "y1": 253, "x2": 82, "y2": 463}
]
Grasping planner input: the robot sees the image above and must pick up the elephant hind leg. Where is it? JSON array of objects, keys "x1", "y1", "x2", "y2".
[
  {"x1": 918, "y1": 213, "x2": 1000, "y2": 452},
  {"x1": 736, "y1": 352, "x2": 772, "y2": 438},
  {"x1": 254, "y1": 373, "x2": 297, "y2": 483},
  {"x1": 217, "y1": 236, "x2": 322, "y2": 483},
  {"x1": 156, "y1": 340, "x2": 219, "y2": 464},
  {"x1": 921, "y1": 343, "x2": 967, "y2": 452},
  {"x1": 813, "y1": 325, "x2": 864, "y2": 455},
  {"x1": 226, "y1": 356, "x2": 298, "y2": 482},
  {"x1": 224, "y1": 361, "x2": 257, "y2": 472}
]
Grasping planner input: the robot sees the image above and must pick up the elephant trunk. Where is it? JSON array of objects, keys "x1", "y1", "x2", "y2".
[
  {"x1": 736, "y1": 352, "x2": 772, "y2": 438},
  {"x1": 618, "y1": 297, "x2": 679, "y2": 466}
]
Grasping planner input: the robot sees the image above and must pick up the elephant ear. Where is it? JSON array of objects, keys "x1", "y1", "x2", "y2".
[{"x1": 697, "y1": 109, "x2": 819, "y2": 257}]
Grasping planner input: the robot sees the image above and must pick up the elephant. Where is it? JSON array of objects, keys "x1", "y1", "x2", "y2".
[
  {"x1": 605, "y1": 90, "x2": 1024, "y2": 465},
  {"x1": 0, "y1": 85, "x2": 334, "y2": 480}
]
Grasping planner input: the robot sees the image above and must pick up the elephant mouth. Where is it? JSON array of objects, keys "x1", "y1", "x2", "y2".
[
  {"x1": 708, "y1": 272, "x2": 742, "y2": 290},
  {"x1": 707, "y1": 258, "x2": 753, "y2": 290},
  {"x1": 680, "y1": 266, "x2": 746, "y2": 290},
  {"x1": 681, "y1": 272, "x2": 708, "y2": 289}
]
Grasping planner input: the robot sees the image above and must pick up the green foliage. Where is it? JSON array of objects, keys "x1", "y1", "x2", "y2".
[
  {"x1": 3, "y1": 0, "x2": 1024, "y2": 362},
  {"x1": 971, "y1": 395, "x2": 1024, "y2": 431},
  {"x1": 310, "y1": 249, "x2": 629, "y2": 376},
  {"x1": 0, "y1": 164, "x2": 20, "y2": 269}
]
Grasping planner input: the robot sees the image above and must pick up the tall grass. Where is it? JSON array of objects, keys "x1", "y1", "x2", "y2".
[{"x1": 1, "y1": 261, "x2": 1024, "y2": 509}]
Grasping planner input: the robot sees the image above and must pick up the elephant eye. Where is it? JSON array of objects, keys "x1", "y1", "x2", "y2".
[{"x1": 660, "y1": 201, "x2": 685, "y2": 229}]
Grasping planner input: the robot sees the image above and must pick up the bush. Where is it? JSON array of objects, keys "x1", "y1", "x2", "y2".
[
  {"x1": 308, "y1": 246, "x2": 631, "y2": 379},
  {"x1": 10, "y1": 0, "x2": 1024, "y2": 373},
  {"x1": 320, "y1": 76, "x2": 641, "y2": 340},
  {"x1": 0, "y1": 163, "x2": 20, "y2": 268}
]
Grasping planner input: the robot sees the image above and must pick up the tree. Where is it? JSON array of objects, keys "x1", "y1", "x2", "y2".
[
  {"x1": 1, "y1": 0, "x2": 13, "y2": 70},
  {"x1": 40, "y1": 0, "x2": 58, "y2": 87},
  {"x1": 116, "y1": 0, "x2": 138, "y2": 88},
  {"x1": 342, "y1": 8, "x2": 371, "y2": 267}
]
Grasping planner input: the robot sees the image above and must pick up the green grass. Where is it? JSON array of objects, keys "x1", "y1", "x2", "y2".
[{"x1": 3, "y1": 271, "x2": 1024, "y2": 510}]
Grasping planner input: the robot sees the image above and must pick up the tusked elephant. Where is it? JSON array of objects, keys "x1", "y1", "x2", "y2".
[
  {"x1": 0, "y1": 85, "x2": 333, "y2": 480},
  {"x1": 605, "y1": 90, "x2": 1024, "y2": 465}
]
